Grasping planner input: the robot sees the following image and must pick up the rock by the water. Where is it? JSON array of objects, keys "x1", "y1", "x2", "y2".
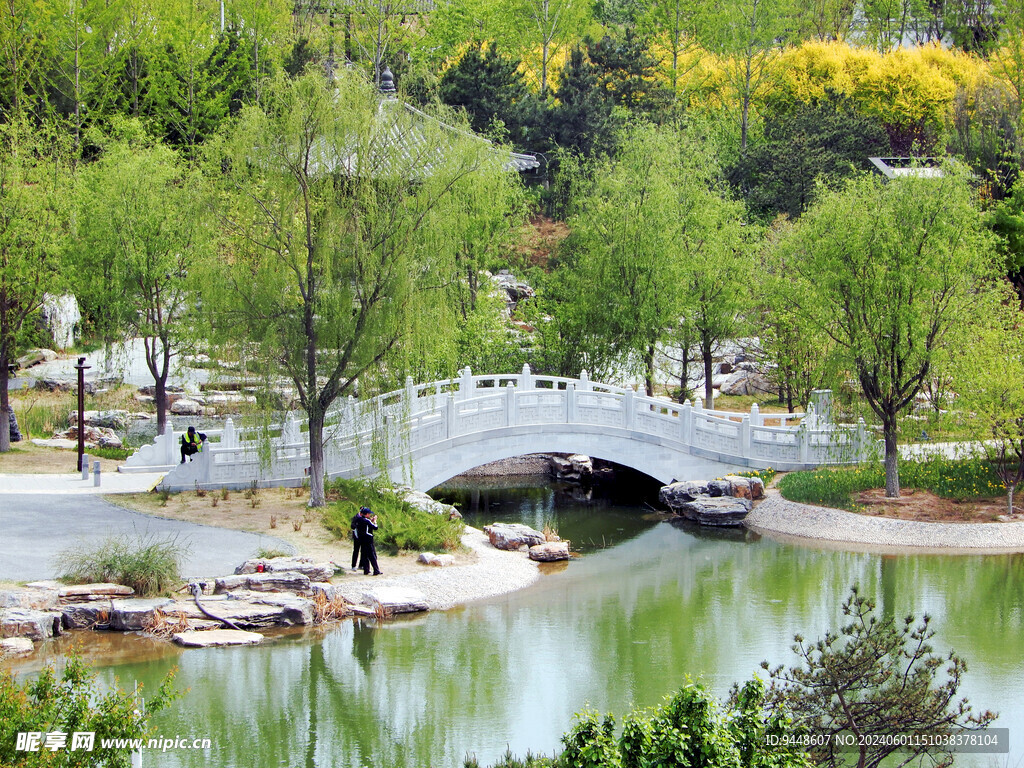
[
  {"x1": 483, "y1": 523, "x2": 546, "y2": 551},
  {"x1": 676, "y1": 497, "x2": 752, "y2": 526},
  {"x1": 720, "y1": 370, "x2": 776, "y2": 397},
  {"x1": 529, "y1": 542, "x2": 570, "y2": 562},
  {"x1": 1, "y1": 608, "x2": 63, "y2": 640},
  {"x1": 361, "y1": 586, "x2": 429, "y2": 614},
  {"x1": 1, "y1": 586, "x2": 60, "y2": 611},
  {"x1": 17, "y1": 348, "x2": 58, "y2": 368},
  {"x1": 109, "y1": 598, "x2": 174, "y2": 632},
  {"x1": 417, "y1": 552, "x2": 456, "y2": 567},
  {"x1": 0, "y1": 637, "x2": 34, "y2": 657},
  {"x1": 163, "y1": 595, "x2": 314, "y2": 628},
  {"x1": 173, "y1": 629, "x2": 263, "y2": 647},
  {"x1": 214, "y1": 571, "x2": 311, "y2": 594},
  {"x1": 234, "y1": 557, "x2": 334, "y2": 582},
  {"x1": 394, "y1": 486, "x2": 463, "y2": 519},
  {"x1": 61, "y1": 603, "x2": 113, "y2": 629},
  {"x1": 52, "y1": 424, "x2": 122, "y2": 449},
  {"x1": 59, "y1": 583, "x2": 135, "y2": 600},
  {"x1": 69, "y1": 410, "x2": 132, "y2": 430}
]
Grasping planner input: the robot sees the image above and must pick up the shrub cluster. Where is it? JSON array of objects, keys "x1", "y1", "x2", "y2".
[
  {"x1": 58, "y1": 535, "x2": 186, "y2": 596},
  {"x1": 322, "y1": 478, "x2": 464, "y2": 553},
  {"x1": 777, "y1": 456, "x2": 1005, "y2": 509}
]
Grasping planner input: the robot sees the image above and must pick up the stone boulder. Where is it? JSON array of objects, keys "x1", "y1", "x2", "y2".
[
  {"x1": 52, "y1": 424, "x2": 123, "y2": 449},
  {"x1": 394, "y1": 487, "x2": 463, "y2": 519},
  {"x1": 483, "y1": 523, "x2": 546, "y2": 551},
  {"x1": 69, "y1": 410, "x2": 133, "y2": 431},
  {"x1": 170, "y1": 398, "x2": 203, "y2": 416},
  {"x1": 361, "y1": 586, "x2": 428, "y2": 614},
  {"x1": 59, "y1": 583, "x2": 135, "y2": 601},
  {"x1": 173, "y1": 629, "x2": 263, "y2": 647},
  {"x1": 0, "y1": 637, "x2": 34, "y2": 657},
  {"x1": 721, "y1": 475, "x2": 764, "y2": 501},
  {"x1": 163, "y1": 594, "x2": 315, "y2": 628},
  {"x1": 720, "y1": 370, "x2": 776, "y2": 397},
  {"x1": 234, "y1": 557, "x2": 334, "y2": 582},
  {"x1": 529, "y1": 542, "x2": 570, "y2": 562},
  {"x1": 61, "y1": 603, "x2": 113, "y2": 630},
  {"x1": 17, "y1": 348, "x2": 58, "y2": 368},
  {"x1": 675, "y1": 497, "x2": 752, "y2": 527},
  {"x1": 1, "y1": 586, "x2": 60, "y2": 611},
  {"x1": 1, "y1": 608, "x2": 63, "y2": 640},
  {"x1": 109, "y1": 598, "x2": 174, "y2": 632},
  {"x1": 36, "y1": 378, "x2": 93, "y2": 395},
  {"x1": 214, "y1": 571, "x2": 311, "y2": 595},
  {"x1": 417, "y1": 552, "x2": 456, "y2": 567}
]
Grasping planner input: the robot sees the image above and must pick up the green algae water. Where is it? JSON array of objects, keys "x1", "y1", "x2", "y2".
[{"x1": 32, "y1": 483, "x2": 1024, "y2": 767}]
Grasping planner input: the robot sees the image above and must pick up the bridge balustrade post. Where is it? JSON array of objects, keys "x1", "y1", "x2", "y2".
[
  {"x1": 693, "y1": 396, "x2": 703, "y2": 412},
  {"x1": 405, "y1": 376, "x2": 416, "y2": 414},
  {"x1": 160, "y1": 421, "x2": 176, "y2": 465},
  {"x1": 579, "y1": 370, "x2": 592, "y2": 391},
  {"x1": 856, "y1": 417, "x2": 867, "y2": 460},
  {"x1": 680, "y1": 400, "x2": 692, "y2": 443},
  {"x1": 460, "y1": 367, "x2": 474, "y2": 401},
  {"x1": 519, "y1": 363, "x2": 533, "y2": 391},
  {"x1": 750, "y1": 403, "x2": 761, "y2": 427},
  {"x1": 505, "y1": 383, "x2": 516, "y2": 426},
  {"x1": 566, "y1": 383, "x2": 576, "y2": 423},
  {"x1": 740, "y1": 416, "x2": 751, "y2": 458},
  {"x1": 798, "y1": 423, "x2": 810, "y2": 463},
  {"x1": 222, "y1": 418, "x2": 236, "y2": 449},
  {"x1": 623, "y1": 388, "x2": 634, "y2": 430},
  {"x1": 446, "y1": 392, "x2": 456, "y2": 438}
]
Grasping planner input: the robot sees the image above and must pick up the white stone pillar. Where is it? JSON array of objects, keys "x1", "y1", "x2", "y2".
[
  {"x1": 405, "y1": 375, "x2": 416, "y2": 414},
  {"x1": 446, "y1": 392, "x2": 456, "y2": 438},
  {"x1": 750, "y1": 402, "x2": 761, "y2": 427},
  {"x1": 566, "y1": 383, "x2": 576, "y2": 423},
  {"x1": 161, "y1": 421, "x2": 175, "y2": 465},
  {"x1": 681, "y1": 400, "x2": 692, "y2": 444},
  {"x1": 623, "y1": 388, "x2": 634, "y2": 430},
  {"x1": 505, "y1": 382, "x2": 516, "y2": 426},
  {"x1": 579, "y1": 369, "x2": 592, "y2": 391},
  {"x1": 740, "y1": 416, "x2": 751, "y2": 458},
  {"x1": 798, "y1": 423, "x2": 810, "y2": 463},
  {"x1": 460, "y1": 366, "x2": 474, "y2": 401},
  {"x1": 222, "y1": 418, "x2": 236, "y2": 449},
  {"x1": 519, "y1": 363, "x2": 533, "y2": 391}
]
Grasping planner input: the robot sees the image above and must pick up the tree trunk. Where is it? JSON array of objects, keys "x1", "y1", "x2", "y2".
[
  {"x1": 308, "y1": 407, "x2": 326, "y2": 507},
  {"x1": 678, "y1": 345, "x2": 690, "y2": 404},
  {"x1": 0, "y1": 344, "x2": 10, "y2": 453},
  {"x1": 155, "y1": 377, "x2": 167, "y2": 436},
  {"x1": 1008, "y1": 484, "x2": 1016, "y2": 516},
  {"x1": 702, "y1": 340, "x2": 714, "y2": 405},
  {"x1": 883, "y1": 422, "x2": 900, "y2": 498},
  {"x1": 645, "y1": 344, "x2": 655, "y2": 397}
]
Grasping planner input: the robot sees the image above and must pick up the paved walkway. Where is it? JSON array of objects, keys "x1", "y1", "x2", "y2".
[
  {"x1": 746, "y1": 490, "x2": 1024, "y2": 552},
  {"x1": 0, "y1": 488, "x2": 294, "y2": 581},
  {"x1": 0, "y1": 472, "x2": 165, "y2": 495}
]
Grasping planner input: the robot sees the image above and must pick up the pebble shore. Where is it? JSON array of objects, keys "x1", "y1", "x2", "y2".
[
  {"x1": 328, "y1": 526, "x2": 541, "y2": 611},
  {"x1": 747, "y1": 490, "x2": 1024, "y2": 552}
]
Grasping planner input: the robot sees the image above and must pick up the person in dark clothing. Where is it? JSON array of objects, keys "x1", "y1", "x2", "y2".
[
  {"x1": 350, "y1": 507, "x2": 368, "y2": 570},
  {"x1": 180, "y1": 426, "x2": 207, "y2": 463},
  {"x1": 354, "y1": 507, "x2": 382, "y2": 576}
]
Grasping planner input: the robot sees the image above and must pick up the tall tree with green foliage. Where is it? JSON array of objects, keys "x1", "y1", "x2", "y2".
[
  {"x1": 776, "y1": 169, "x2": 999, "y2": 497},
  {"x1": 0, "y1": 123, "x2": 67, "y2": 453},
  {"x1": 207, "y1": 70, "x2": 504, "y2": 506},
  {"x1": 75, "y1": 129, "x2": 207, "y2": 435}
]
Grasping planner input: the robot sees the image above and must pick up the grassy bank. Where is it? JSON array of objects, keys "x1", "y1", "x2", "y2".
[
  {"x1": 322, "y1": 479, "x2": 464, "y2": 553},
  {"x1": 777, "y1": 456, "x2": 1005, "y2": 510}
]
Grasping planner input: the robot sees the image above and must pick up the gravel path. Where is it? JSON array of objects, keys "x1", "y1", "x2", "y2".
[
  {"x1": 746, "y1": 490, "x2": 1024, "y2": 551},
  {"x1": 329, "y1": 526, "x2": 541, "y2": 610}
]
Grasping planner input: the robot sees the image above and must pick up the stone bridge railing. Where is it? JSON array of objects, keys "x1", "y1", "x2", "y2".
[{"x1": 121, "y1": 365, "x2": 872, "y2": 491}]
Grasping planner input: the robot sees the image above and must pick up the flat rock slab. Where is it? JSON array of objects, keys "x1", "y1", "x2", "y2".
[
  {"x1": 173, "y1": 629, "x2": 263, "y2": 647},
  {"x1": 483, "y1": 523, "x2": 546, "y2": 551},
  {"x1": 0, "y1": 637, "x2": 34, "y2": 656},
  {"x1": 1, "y1": 587, "x2": 59, "y2": 611},
  {"x1": 234, "y1": 557, "x2": 335, "y2": 581},
  {"x1": 163, "y1": 595, "x2": 314, "y2": 628},
  {"x1": 417, "y1": 552, "x2": 456, "y2": 567},
  {"x1": 61, "y1": 603, "x2": 113, "y2": 630},
  {"x1": 361, "y1": 586, "x2": 429, "y2": 614},
  {"x1": 1, "y1": 608, "x2": 63, "y2": 640},
  {"x1": 529, "y1": 542, "x2": 570, "y2": 562},
  {"x1": 677, "y1": 497, "x2": 752, "y2": 527},
  {"x1": 109, "y1": 598, "x2": 174, "y2": 632},
  {"x1": 215, "y1": 572, "x2": 311, "y2": 594},
  {"x1": 59, "y1": 583, "x2": 135, "y2": 600}
]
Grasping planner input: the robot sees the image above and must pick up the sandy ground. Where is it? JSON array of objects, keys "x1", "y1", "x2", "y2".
[{"x1": 0, "y1": 442, "x2": 124, "y2": 474}]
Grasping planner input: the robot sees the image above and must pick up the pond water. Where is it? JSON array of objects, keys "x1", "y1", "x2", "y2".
[{"x1": 25, "y1": 480, "x2": 1024, "y2": 767}]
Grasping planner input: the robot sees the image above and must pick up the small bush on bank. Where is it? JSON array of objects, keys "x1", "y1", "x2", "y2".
[
  {"x1": 777, "y1": 455, "x2": 1005, "y2": 509},
  {"x1": 323, "y1": 478, "x2": 464, "y2": 553},
  {"x1": 88, "y1": 445, "x2": 132, "y2": 461},
  {"x1": 737, "y1": 467, "x2": 776, "y2": 486},
  {"x1": 58, "y1": 534, "x2": 187, "y2": 596}
]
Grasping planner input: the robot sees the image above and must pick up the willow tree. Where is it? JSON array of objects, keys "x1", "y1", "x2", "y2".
[
  {"x1": 209, "y1": 70, "x2": 503, "y2": 507},
  {"x1": 0, "y1": 123, "x2": 66, "y2": 453},
  {"x1": 777, "y1": 169, "x2": 999, "y2": 498}
]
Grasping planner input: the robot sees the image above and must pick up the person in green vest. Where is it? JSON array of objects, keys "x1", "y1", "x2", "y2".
[{"x1": 180, "y1": 426, "x2": 206, "y2": 463}]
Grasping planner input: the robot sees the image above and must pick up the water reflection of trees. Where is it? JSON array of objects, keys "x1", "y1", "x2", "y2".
[{"x1": 97, "y1": 528, "x2": 1024, "y2": 768}]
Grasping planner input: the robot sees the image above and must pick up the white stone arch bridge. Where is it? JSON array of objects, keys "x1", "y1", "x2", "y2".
[{"x1": 120, "y1": 366, "x2": 872, "y2": 492}]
